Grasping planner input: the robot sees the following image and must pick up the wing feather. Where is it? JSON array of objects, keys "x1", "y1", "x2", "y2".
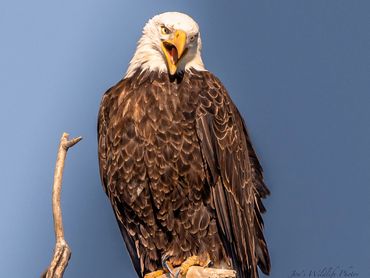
[
  {"x1": 196, "y1": 71, "x2": 270, "y2": 277},
  {"x1": 97, "y1": 80, "x2": 142, "y2": 276}
]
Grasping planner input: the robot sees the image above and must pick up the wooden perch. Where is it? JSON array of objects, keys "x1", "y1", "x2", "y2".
[
  {"x1": 41, "y1": 133, "x2": 82, "y2": 278},
  {"x1": 159, "y1": 266, "x2": 236, "y2": 278},
  {"x1": 185, "y1": 267, "x2": 236, "y2": 278}
]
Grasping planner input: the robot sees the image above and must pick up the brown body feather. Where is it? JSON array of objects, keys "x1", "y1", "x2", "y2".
[{"x1": 98, "y1": 68, "x2": 270, "y2": 278}]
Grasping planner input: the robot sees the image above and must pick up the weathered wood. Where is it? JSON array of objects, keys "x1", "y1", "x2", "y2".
[
  {"x1": 41, "y1": 133, "x2": 82, "y2": 278},
  {"x1": 186, "y1": 266, "x2": 236, "y2": 278}
]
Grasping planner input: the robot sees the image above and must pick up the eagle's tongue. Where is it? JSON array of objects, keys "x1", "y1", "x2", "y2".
[{"x1": 171, "y1": 47, "x2": 178, "y2": 64}]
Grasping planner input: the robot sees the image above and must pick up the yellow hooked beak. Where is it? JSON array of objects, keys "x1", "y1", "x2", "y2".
[{"x1": 161, "y1": 30, "x2": 187, "y2": 75}]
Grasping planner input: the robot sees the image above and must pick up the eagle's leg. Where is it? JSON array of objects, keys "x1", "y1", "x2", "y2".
[
  {"x1": 143, "y1": 270, "x2": 165, "y2": 278},
  {"x1": 175, "y1": 253, "x2": 211, "y2": 278}
]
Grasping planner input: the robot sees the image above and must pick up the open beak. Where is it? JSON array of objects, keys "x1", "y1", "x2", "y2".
[{"x1": 161, "y1": 30, "x2": 187, "y2": 75}]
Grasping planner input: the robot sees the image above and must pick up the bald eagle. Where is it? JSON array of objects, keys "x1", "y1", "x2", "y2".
[{"x1": 98, "y1": 12, "x2": 270, "y2": 278}]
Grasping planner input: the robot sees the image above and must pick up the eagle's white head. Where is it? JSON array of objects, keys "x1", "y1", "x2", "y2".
[{"x1": 125, "y1": 12, "x2": 205, "y2": 78}]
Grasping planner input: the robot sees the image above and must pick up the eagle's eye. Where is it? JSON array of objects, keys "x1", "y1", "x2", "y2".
[
  {"x1": 189, "y1": 33, "x2": 198, "y2": 42},
  {"x1": 161, "y1": 26, "x2": 171, "y2": 35}
]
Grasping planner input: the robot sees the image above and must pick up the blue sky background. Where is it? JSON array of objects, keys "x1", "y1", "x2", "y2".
[{"x1": 0, "y1": 1, "x2": 369, "y2": 277}]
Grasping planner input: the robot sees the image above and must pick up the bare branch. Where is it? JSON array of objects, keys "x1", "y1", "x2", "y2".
[
  {"x1": 41, "y1": 133, "x2": 82, "y2": 278},
  {"x1": 64, "y1": 136, "x2": 82, "y2": 149}
]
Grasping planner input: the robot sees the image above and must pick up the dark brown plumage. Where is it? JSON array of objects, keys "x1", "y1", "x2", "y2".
[{"x1": 98, "y1": 68, "x2": 270, "y2": 278}]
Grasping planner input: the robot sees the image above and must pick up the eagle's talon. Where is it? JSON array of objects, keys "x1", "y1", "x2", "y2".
[
  {"x1": 202, "y1": 253, "x2": 212, "y2": 268},
  {"x1": 161, "y1": 254, "x2": 176, "y2": 277},
  {"x1": 174, "y1": 269, "x2": 181, "y2": 278},
  {"x1": 178, "y1": 255, "x2": 199, "y2": 277}
]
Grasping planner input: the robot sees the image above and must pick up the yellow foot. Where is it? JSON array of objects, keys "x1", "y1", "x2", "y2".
[
  {"x1": 144, "y1": 270, "x2": 165, "y2": 278},
  {"x1": 177, "y1": 253, "x2": 211, "y2": 277}
]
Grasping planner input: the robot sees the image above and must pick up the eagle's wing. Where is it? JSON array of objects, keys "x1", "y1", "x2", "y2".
[
  {"x1": 196, "y1": 72, "x2": 270, "y2": 277},
  {"x1": 97, "y1": 82, "x2": 142, "y2": 276}
]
